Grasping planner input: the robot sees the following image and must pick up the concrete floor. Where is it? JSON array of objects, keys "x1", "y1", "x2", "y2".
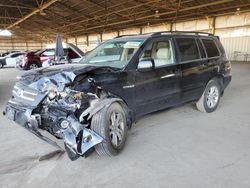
[{"x1": 0, "y1": 63, "x2": 250, "y2": 188}]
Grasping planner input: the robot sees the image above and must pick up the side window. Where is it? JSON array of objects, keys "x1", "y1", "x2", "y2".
[
  {"x1": 11, "y1": 53, "x2": 21, "y2": 58},
  {"x1": 197, "y1": 39, "x2": 206, "y2": 58},
  {"x1": 176, "y1": 38, "x2": 200, "y2": 62},
  {"x1": 140, "y1": 40, "x2": 174, "y2": 67},
  {"x1": 202, "y1": 39, "x2": 220, "y2": 58}
]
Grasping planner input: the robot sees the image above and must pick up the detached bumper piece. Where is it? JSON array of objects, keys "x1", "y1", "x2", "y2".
[{"x1": 4, "y1": 103, "x2": 104, "y2": 161}]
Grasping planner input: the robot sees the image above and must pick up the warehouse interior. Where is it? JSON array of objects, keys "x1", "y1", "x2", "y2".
[
  {"x1": 0, "y1": 0, "x2": 250, "y2": 187},
  {"x1": 0, "y1": 0, "x2": 250, "y2": 60}
]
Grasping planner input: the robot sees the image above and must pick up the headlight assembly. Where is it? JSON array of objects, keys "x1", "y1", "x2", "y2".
[{"x1": 48, "y1": 90, "x2": 57, "y2": 100}]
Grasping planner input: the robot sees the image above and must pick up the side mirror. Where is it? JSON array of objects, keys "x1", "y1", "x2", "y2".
[{"x1": 137, "y1": 58, "x2": 154, "y2": 72}]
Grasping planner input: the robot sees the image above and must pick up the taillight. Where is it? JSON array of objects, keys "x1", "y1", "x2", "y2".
[
  {"x1": 225, "y1": 61, "x2": 232, "y2": 75},
  {"x1": 22, "y1": 56, "x2": 28, "y2": 66}
]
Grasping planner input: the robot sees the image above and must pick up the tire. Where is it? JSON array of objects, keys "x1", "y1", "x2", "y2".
[
  {"x1": 0, "y1": 62, "x2": 3, "y2": 68},
  {"x1": 196, "y1": 79, "x2": 221, "y2": 113},
  {"x1": 91, "y1": 102, "x2": 128, "y2": 156},
  {"x1": 28, "y1": 62, "x2": 39, "y2": 70}
]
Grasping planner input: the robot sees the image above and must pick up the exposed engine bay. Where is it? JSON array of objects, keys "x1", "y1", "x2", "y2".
[{"x1": 4, "y1": 67, "x2": 123, "y2": 160}]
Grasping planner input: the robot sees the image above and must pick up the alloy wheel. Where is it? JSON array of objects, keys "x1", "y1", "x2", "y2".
[
  {"x1": 109, "y1": 111, "x2": 125, "y2": 148},
  {"x1": 30, "y1": 64, "x2": 38, "y2": 69},
  {"x1": 206, "y1": 86, "x2": 219, "y2": 108}
]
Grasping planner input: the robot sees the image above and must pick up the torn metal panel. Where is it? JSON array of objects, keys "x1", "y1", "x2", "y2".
[{"x1": 4, "y1": 65, "x2": 120, "y2": 160}]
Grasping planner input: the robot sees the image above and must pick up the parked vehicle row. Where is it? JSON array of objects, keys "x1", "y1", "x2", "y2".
[
  {"x1": 0, "y1": 43, "x2": 85, "y2": 70},
  {"x1": 18, "y1": 43, "x2": 84, "y2": 70},
  {"x1": 4, "y1": 31, "x2": 232, "y2": 160}
]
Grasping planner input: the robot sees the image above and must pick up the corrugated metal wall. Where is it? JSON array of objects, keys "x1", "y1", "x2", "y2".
[
  {"x1": 0, "y1": 38, "x2": 45, "y2": 53},
  {"x1": 220, "y1": 37, "x2": 250, "y2": 61}
]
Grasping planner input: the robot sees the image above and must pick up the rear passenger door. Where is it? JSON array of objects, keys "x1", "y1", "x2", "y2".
[
  {"x1": 175, "y1": 37, "x2": 206, "y2": 102},
  {"x1": 200, "y1": 38, "x2": 221, "y2": 85},
  {"x1": 135, "y1": 37, "x2": 182, "y2": 116}
]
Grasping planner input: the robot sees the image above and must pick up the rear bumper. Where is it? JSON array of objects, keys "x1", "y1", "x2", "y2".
[
  {"x1": 223, "y1": 75, "x2": 232, "y2": 90},
  {"x1": 4, "y1": 102, "x2": 103, "y2": 160}
]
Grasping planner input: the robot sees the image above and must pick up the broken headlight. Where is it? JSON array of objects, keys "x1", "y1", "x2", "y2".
[{"x1": 48, "y1": 90, "x2": 57, "y2": 100}]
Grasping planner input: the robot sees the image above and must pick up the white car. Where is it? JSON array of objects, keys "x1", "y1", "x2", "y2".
[{"x1": 0, "y1": 52, "x2": 25, "y2": 68}]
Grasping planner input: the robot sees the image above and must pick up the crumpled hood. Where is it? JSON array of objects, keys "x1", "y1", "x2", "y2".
[{"x1": 18, "y1": 64, "x2": 117, "y2": 91}]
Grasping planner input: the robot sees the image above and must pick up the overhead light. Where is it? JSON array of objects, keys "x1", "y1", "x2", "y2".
[
  {"x1": 235, "y1": 8, "x2": 241, "y2": 15},
  {"x1": 155, "y1": 10, "x2": 159, "y2": 18},
  {"x1": 0, "y1": 30, "x2": 12, "y2": 36}
]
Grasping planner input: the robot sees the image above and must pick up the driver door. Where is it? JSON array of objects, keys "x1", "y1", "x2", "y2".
[{"x1": 135, "y1": 37, "x2": 181, "y2": 117}]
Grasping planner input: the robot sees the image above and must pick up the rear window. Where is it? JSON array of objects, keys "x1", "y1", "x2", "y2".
[
  {"x1": 202, "y1": 39, "x2": 220, "y2": 58},
  {"x1": 176, "y1": 38, "x2": 200, "y2": 62}
]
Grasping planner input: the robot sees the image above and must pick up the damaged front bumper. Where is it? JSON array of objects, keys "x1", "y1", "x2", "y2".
[{"x1": 4, "y1": 102, "x2": 104, "y2": 161}]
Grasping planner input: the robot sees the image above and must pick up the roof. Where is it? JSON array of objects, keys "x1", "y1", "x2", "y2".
[{"x1": 0, "y1": 0, "x2": 249, "y2": 41}]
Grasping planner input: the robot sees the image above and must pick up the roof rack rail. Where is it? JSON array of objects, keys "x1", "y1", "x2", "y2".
[
  {"x1": 115, "y1": 34, "x2": 137, "y2": 38},
  {"x1": 115, "y1": 32, "x2": 154, "y2": 38},
  {"x1": 151, "y1": 31, "x2": 214, "y2": 37}
]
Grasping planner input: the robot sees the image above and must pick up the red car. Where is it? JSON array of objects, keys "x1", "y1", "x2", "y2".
[{"x1": 19, "y1": 43, "x2": 84, "y2": 70}]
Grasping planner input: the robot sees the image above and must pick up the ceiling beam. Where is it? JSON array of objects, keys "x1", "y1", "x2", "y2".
[
  {"x1": 6, "y1": 0, "x2": 58, "y2": 30},
  {"x1": 0, "y1": 3, "x2": 34, "y2": 9},
  {"x1": 0, "y1": 16, "x2": 20, "y2": 20},
  {"x1": 65, "y1": 0, "x2": 235, "y2": 35},
  {"x1": 55, "y1": 1, "x2": 155, "y2": 30}
]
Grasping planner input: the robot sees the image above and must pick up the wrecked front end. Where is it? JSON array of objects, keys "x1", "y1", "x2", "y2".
[{"x1": 4, "y1": 71, "x2": 106, "y2": 160}]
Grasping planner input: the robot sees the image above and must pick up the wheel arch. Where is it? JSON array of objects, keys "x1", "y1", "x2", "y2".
[
  {"x1": 80, "y1": 97, "x2": 133, "y2": 129},
  {"x1": 208, "y1": 74, "x2": 224, "y2": 95}
]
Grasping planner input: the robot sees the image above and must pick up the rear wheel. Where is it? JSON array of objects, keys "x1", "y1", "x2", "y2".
[
  {"x1": 196, "y1": 79, "x2": 221, "y2": 113},
  {"x1": 0, "y1": 62, "x2": 3, "y2": 68},
  {"x1": 91, "y1": 102, "x2": 128, "y2": 156}
]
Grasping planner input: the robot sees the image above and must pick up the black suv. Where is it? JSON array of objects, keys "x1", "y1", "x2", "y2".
[{"x1": 4, "y1": 31, "x2": 232, "y2": 160}]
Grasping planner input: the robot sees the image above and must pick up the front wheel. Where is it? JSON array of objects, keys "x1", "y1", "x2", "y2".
[
  {"x1": 0, "y1": 62, "x2": 3, "y2": 68},
  {"x1": 91, "y1": 102, "x2": 128, "y2": 156},
  {"x1": 196, "y1": 79, "x2": 221, "y2": 113}
]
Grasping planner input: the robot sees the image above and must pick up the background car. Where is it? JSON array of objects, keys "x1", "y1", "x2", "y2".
[
  {"x1": 19, "y1": 43, "x2": 85, "y2": 70},
  {"x1": 0, "y1": 52, "x2": 25, "y2": 68}
]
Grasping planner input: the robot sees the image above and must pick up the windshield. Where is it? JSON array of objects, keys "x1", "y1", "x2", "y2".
[{"x1": 80, "y1": 39, "x2": 144, "y2": 68}]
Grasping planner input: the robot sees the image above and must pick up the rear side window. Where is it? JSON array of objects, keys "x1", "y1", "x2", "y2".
[
  {"x1": 176, "y1": 38, "x2": 200, "y2": 62},
  {"x1": 202, "y1": 39, "x2": 220, "y2": 57}
]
